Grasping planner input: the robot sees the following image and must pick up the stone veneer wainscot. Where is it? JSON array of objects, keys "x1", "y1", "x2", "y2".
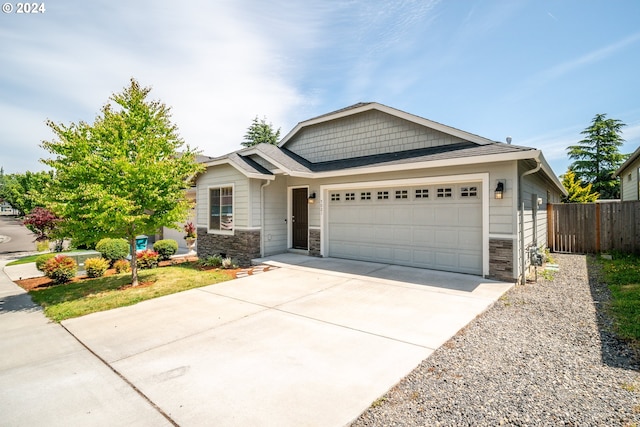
[{"x1": 197, "y1": 228, "x2": 261, "y2": 266}]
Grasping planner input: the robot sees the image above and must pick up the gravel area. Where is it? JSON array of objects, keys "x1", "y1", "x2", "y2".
[{"x1": 351, "y1": 254, "x2": 640, "y2": 426}]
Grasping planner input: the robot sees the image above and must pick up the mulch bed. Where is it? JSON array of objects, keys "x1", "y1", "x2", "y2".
[{"x1": 13, "y1": 256, "x2": 273, "y2": 292}]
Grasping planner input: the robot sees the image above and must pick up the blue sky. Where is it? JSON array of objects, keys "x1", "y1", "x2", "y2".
[{"x1": 1, "y1": 0, "x2": 639, "y2": 176}]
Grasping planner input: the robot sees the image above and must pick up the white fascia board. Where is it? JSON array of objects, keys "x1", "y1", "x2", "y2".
[
  {"x1": 235, "y1": 148, "x2": 297, "y2": 176},
  {"x1": 292, "y1": 150, "x2": 537, "y2": 180},
  {"x1": 279, "y1": 102, "x2": 497, "y2": 147},
  {"x1": 202, "y1": 159, "x2": 275, "y2": 180}
]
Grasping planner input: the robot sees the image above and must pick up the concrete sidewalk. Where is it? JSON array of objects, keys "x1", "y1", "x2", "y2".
[
  {"x1": 62, "y1": 254, "x2": 513, "y2": 426},
  {"x1": 0, "y1": 259, "x2": 172, "y2": 427}
]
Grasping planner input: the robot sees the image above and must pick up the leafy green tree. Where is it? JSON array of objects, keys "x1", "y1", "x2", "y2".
[
  {"x1": 561, "y1": 169, "x2": 599, "y2": 203},
  {"x1": 0, "y1": 171, "x2": 53, "y2": 215},
  {"x1": 41, "y1": 79, "x2": 204, "y2": 287},
  {"x1": 567, "y1": 114, "x2": 627, "y2": 199},
  {"x1": 241, "y1": 116, "x2": 281, "y2": 147}
]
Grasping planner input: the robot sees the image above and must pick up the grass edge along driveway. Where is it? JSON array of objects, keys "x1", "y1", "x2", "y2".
[{"x1": 28, "y1": 263, "x2": 234, "y2": 322}]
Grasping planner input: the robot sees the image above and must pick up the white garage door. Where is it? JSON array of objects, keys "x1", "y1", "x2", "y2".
[{"x1": 328, "y1": 183, "x2": 482, "y2": 275}]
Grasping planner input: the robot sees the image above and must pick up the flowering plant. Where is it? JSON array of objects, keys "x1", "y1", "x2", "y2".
[{"x1": 184, "y1": 222, "x2": 196, "y2": 239}]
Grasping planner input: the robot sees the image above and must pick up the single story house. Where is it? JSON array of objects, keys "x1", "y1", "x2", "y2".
[
  {"x1": 614, "y1": 145, "x2": 640, "y2": 201},
  {"x1": 195, "y1": 103, "x2": 566, "y2": 283}
]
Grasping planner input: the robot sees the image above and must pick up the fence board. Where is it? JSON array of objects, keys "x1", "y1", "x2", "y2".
[{"x1": 548, "y1": 201, "x2": 640, "y2": 254}]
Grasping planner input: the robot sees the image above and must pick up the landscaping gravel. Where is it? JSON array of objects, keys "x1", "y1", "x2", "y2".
[{"x1": 351, "y1": 253, "x2": 640, "y2": 426}]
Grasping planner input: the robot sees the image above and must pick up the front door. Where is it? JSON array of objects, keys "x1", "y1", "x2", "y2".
[{"x1": 292, "y1": 188, "x2": 308, "y2": 249}]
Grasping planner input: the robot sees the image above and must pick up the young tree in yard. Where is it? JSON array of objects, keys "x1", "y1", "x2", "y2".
[
  {"x1": 0, "y1": 170, "x2": 54, "y2": 215},
  {"x1": 561, "y1": 169, "x2": 599, "y2": 203},
  {"x1": 241, "y1": 116, "x2": 281, "y2": 147},
  {"x1": 41, "y1": 79, "x2": 204, "y2": 286},
  {"x1": 22, "y1": 207, "x2": 64, "y2": 250},
  {"x1": 567, "y1": 114, "x2": 627, "y2": 199}
]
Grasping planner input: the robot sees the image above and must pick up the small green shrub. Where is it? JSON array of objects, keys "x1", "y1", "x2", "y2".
[
  {"x1": 95, "y1": 238, "x2": 129, "y2": 265},
  {"x1": 43, "y1": 255, "x2": 77, "y2": 284},
  {"x1": 153, "y1": 239, "x2": 178, "y2": 261},
  {"x1": 113, "y1": 259, "x2": 131, "y2": 273},
  {"x1": 136, "y1": 249, "x2": 159, "y2": 270},
  {"x1": 35, "y1": 253, "x2": 56, "y2": 271},
  {"x1": 84, "y1": 257, "x2": 109, "y2": 278},
  {"x1": 198, "y1": 255, "x2": 222, "y2": 268}
]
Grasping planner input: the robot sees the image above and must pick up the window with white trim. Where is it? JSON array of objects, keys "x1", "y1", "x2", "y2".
[
  {"x1": 331, "y1": 193, "x2": 340, "y2": 201},
  {"x1": 345, "y1": 193, "x2": 356, "y2": 201},
  {"x1": 209, "y1": 186, "x2": 233, "y2": 233},
  {"x1": 377, "y1": 191, "x2": 389, "y2": 200},
  {"x1": 360, "y1": 192, "x2": 371, "y2": 200},
  {"x1": 436, "y1": 187, "x2": 452, "y2": 198},
  {"x1": 395, "y1": 190, "x2": 408, "y2": 199},
  {"x1": 415, "y1": 189, "x2": 429, "y2": 199},
  {"x1": 460, "y1": 186, "x2": 478, "y2": 197}
]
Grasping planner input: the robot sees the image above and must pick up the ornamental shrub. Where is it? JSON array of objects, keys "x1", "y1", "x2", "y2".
[
  {"x1": 42, "y1": 255, "x2": 77, "y2": 284},
  {"x1": 153, "y1": 239, "x2": 178, "y2": 261},
  {"x1": 136, "y1": 249, "x2": 159, "y2": 270},
  {"x1": 198, "y1": 254, "x2": 222, "y2": 268},
  {"x1": 35, "y1": 253, "x2": 56, "y2": 271},
  {"x1": 113, "y1": 259, "x2": 131, "y2": 274},
  {"x1": 221, "y1": 257, "x2": 235, "y2": 269},
  {"x1": 84, "y1": 257, "x2": 109, "y2": 278},
  {"x1": 95, "y1": 238, "x2": 129, "y2": 265}
]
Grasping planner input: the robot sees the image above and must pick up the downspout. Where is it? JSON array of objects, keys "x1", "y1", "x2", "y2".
[
  {"x1": 260, "y1": 179, "x2": 271, "y2": 258},
  {"x1": 519, "y1": 156, "x2": 541, "y2": 285}
]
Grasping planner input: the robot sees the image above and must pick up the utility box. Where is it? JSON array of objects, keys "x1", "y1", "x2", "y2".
[{"x1": 135, "y1": 235, "x2": 148, "y2": 252}]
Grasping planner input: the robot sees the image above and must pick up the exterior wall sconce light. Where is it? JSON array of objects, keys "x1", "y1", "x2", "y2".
[
  {"x1": 308, "y1": 192, "x2": 316, "y2": 204},
  {"x1": 495, "y1": 180, "x2": 505, "y2": 199}
]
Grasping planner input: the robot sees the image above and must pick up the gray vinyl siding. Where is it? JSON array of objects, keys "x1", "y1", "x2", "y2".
[
  {"x1": 249, "y1": 179, "x2": 263, "y2": 227},
  {"x1": 285, "y1": 109, "x2": 466, "y2": 163},
  {"x1": 196, "y1": 164, "x2": 250, "y2": 229},
  {"x1": 620, "y1": 157, "x2": 640, "y2": 201},
  {"x1": 262, "y1": 176, "x2": 288, "y2": 255}
]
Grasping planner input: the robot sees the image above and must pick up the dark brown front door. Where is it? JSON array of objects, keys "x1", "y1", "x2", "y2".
[{"x1": 292, "y1": 188, "x2": 308, "y2": 249}]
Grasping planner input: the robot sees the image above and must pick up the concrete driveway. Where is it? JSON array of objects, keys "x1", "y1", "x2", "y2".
[{"x1": 61, "y1": 254, "x2": 513, "y2": 426}]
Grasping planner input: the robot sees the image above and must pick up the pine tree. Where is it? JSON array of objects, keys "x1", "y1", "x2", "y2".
[
  {"x1": 567, "y1": 114, "x2": 626, "y2": 199},
  {"x1": 241, "y1": 116, "x2": 281, "y2": 147}
]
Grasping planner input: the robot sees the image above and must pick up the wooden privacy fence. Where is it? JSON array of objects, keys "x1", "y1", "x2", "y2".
[{"x1": 548, "y1": 201, "x2": 640, "y2": 254}]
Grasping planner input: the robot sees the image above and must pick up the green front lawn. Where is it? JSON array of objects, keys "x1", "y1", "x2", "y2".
[
  {"x1": 28, "y1": 263, "x2": 234, "y2": 322},
  {"x1": 598, "y1": 253, "x2": 640, "y2": 344}
]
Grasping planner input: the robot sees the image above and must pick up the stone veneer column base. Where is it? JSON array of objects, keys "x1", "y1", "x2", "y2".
[
  {"x1": 309, "y1": 229, "x2": 321, "y2": 257},
  {"x1": 197, "y1": 228, "x2": 261, "y2": 266},
  {"x1": 489, "y1": 238, "x2": 515, "y2": 282}
]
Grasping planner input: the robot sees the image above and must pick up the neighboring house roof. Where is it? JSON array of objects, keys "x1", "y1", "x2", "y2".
[
  {"x1": 614, "y1": 145, "x2": 640, "y2": 177},
  {"x1": 202, "y1": 102, "x2": 565, "y2": 194}
]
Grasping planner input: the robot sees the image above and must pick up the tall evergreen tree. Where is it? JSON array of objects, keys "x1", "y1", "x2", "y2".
[
  {"x1": 567, "y1": 114, "x2": 626, "y2": 199},
  {"x1": 241, "y1": 116, "x2": 281, "y2": 147}
]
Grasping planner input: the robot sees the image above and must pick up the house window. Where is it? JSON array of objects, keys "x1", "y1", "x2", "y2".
[
  {"x1": 395, "y1": 190, "x2": 408, "y2": 199},
  {"x1": 345, "y1": 193, "x2": 356, "y2": 201},
  {"x1": 209, "y1": 186, "x2": 233, "y2": 233},
  {"x1": 361, "y1": 192, "x2": 371, "y2": 200},
  {"x1": 415, "y1": 189, "x2": 429, "y2": 199},
  {"x1": 437, "y1": 188, "x2": 452, "y2": 198},
  {"x1": 460, "y1": 186, "x2": 478, "y2": 197},
  {"x1": 331, "y1": 193, "x2": 340, "y2": 201},
  {"x1": 377, "y1": 191, "x2": 389, "y2": 200}
]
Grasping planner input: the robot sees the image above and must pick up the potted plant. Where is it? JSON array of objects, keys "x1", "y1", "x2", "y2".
[{"x1": 184, "y1": 221, "x2": 197, "y2": 253}]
